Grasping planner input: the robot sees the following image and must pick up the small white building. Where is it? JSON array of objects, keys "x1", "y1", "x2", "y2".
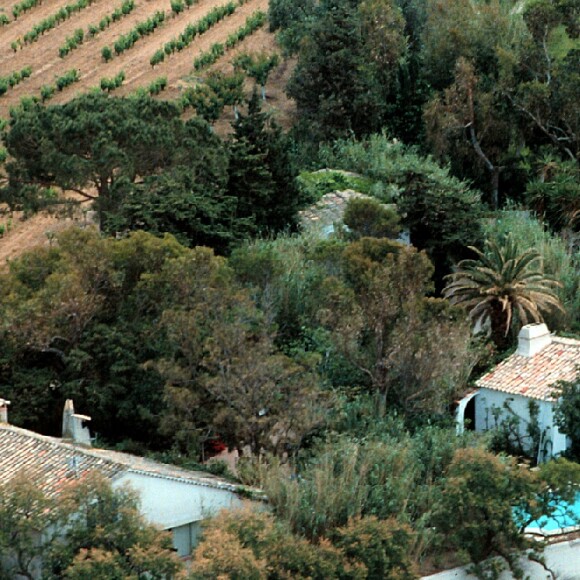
[
  {"x1": 457, "y1": 323, "x2": 580, "y2": 462},
  {"x1": 0, "y1": 405, "x2": 259, "y2": 559}
]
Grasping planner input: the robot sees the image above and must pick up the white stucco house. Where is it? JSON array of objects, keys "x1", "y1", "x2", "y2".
[
  {"x1": 456, "y1": 323, "x2": 580, "y2": 462},
  {"x1": 0, "y1": 400, "x2": 260, "y2": 560}
]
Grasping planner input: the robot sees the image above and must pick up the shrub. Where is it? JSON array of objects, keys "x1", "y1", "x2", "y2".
[
  {"x1": 332, "y1": 517, "x2": 417, "y2": 580},
  {"x1": 12, "y1": 0, "x2": 41, "y2": 19},
  {"x1": 343, "y1": 197, "x2": 400, "y2": 240},
  {"x1": 170, "y1": 0, "x2": 185, "y2": 15},
  {"x1": 554, "y1": 377, "x2": 580, "y2": 461},
  {"x1": 150, "y1": 50, "x2": 164, "y2": 67},
  {"x1": 191, "y1": 510, "x2": 357, "y2": 579},
  {"x1": 100, "y1": 71, "x2": 125, "y2": 92},
  {"x1": 0, "y1": 67, "x2": 33, "y2": 97},
  {"x1": 148, "y1": 76, "x2": 167, "y2": 96},
  {"x1": 101, "y1": 46, "x2": 112, "y2": 62},
  {"x1": 55, "y1": 69, "x2": 79, "y2": 91},
  {"x1": 432, "y1": 447, "x2": 539, "y2": 576},
  {"x1": 40, "y1": 84, "x2": 56, "y2": 102}
]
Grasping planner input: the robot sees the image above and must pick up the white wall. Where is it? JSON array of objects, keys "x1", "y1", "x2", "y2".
[
  {"x1": 113, "y1": 472, "x2": 246, "y2": 557},
  {"x1": 474, "y1": 389, "x2": 568, "y2": 460},
  {"x1": 171, "y1": 522, "x2": 202, "y2": 557},
  {"x1": 113, "y1": 472, "x2": 244, "y2": 530}
]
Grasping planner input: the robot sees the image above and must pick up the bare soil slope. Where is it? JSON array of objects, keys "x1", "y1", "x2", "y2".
[
  {"x1": 1, "y1": 0, "x2": 273, "y2": 115},
  {"x1": 0, "y1": 212, "x2": 73, "y2": 270}
]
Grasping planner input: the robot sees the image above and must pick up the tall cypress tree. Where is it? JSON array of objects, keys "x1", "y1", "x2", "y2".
[
  {"x1": 227, "y1": 90, "x2": 301, "y2": 233},
  {"x1": 287, "y1": 0, "x2": 388, "y2": 141}
]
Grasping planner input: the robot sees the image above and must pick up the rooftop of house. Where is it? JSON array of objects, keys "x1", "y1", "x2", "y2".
[
  {"x1": 476, "y1": 324, "x2": 580, "y2": 401},
  {"x1": 0, "y1": 423, "x2": 243, "y2": 499}
]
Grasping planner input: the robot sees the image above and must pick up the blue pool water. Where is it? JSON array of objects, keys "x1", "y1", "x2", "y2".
[{"x1": 525, "y1": 494, "x2": 580, "y2": 532}]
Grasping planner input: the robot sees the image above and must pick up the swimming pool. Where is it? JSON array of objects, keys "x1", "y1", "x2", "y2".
[{"x1": 525, "y1": 494, "x2": 580, "y2": 534}]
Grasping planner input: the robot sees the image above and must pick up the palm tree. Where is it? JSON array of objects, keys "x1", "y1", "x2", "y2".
[{"x1": 443, "y1": 237, "x2": 564, "y2": 349}]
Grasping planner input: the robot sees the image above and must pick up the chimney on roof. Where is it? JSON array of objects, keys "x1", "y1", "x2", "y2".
[
  {"x1": 0, "y1": 399, "x2": 10, "y2": 423},
  {"x1": 517, "y1": 323, "x2": 552, "y2": 357},
  {"x1": 62, "y1": 399, "x2": 92, "y2": 446}
]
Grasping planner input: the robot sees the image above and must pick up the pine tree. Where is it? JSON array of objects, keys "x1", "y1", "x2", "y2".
[{"x1": 227, "y1": 89, "x2": 301, "y2": 233}]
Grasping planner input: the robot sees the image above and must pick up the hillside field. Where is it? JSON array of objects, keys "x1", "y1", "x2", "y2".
[
  {"x1": 0, "y1": 0, "x2": 294, "y2": 119},
  {"x1": 0, "y1": 0, "x2": 296, "y2": 266}
]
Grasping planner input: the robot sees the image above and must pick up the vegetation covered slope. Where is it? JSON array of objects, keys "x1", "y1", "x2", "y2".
[{"x1": 1, "y1": 0, "x2": 579, "y2": 578}]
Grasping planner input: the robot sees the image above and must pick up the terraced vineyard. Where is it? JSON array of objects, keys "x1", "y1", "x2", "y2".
[{"x1": 0, "y1": 0, "x2": 289, "y2": 119}]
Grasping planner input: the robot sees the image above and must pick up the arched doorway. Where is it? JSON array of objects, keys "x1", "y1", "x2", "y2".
[{"x1": 455, "y1": 391, "x2": 479, "y2": 435}]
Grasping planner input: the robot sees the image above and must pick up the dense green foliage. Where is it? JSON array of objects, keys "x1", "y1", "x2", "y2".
[
  {"x1": 1, "y1": 93, "x2": 300, "y2": 246},
  {"x1": 554, "y1": 375, "x2": 580, "y2": 461},
  {"x1": 0, "y1": 472, "x2": 182, "y2": 579},
  {"x1": 0, "y1": 0, "x2": 579, "y2": 576},
  {"x1": 318, "y1": 133, "x2": 485, "y2": 279},
  {"x1": 287, "y1": 0, "x2": 406, "y2": 141}
]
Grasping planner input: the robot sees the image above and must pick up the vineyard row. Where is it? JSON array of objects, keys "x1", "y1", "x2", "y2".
[{"x1": 193, "y1": 9, "x2": 266, "y2": 71}]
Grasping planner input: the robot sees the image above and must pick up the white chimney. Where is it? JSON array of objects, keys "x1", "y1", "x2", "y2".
[
  {"x1": 0, "y1": 399, "x2": 10, "y2": 423},
  {"x1": 62, "y1": 399, "x2": 92, "y2": 446},
  {"x1": 517, "y1": 323, "x2": 552, "y2": 357}
]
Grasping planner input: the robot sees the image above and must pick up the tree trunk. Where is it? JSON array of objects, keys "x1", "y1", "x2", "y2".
[
  {"x1": 467, "y1": 123, "x2": 501, "y2": 210},
  {"x1": 490, "y1": 301, "x2": 511, "y2": 351},
  {"x1": 491, "y1": 166, "x2": 500, "y2": 212}
]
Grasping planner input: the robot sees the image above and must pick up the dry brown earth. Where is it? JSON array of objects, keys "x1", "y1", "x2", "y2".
[
  {"x1": 0, "y1": 211, "x2": 74, "y2": 269},
  {"x1": 0, "y1": 0, "x2": 275, "y2": 116}
]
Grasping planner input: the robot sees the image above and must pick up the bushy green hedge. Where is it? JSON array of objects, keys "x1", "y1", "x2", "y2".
[
  {"x1": 100, "y1": 71, "x2": 125, "y2": 92},
  {"x1": 12, "y1": 0, "x2": 41, "y2": 19},
  {"x1": 0, "y1": 67, "x2": 32, "y2": 97},
  {"x1": 170, "y1": 0, "x2": 185, "y2": 15},
  {"x1": 21, "y1": 0, "x2": 97, "y2": 45},
  {"x1": 59, "y1": 0, "x2": 135, "y2": 57}
]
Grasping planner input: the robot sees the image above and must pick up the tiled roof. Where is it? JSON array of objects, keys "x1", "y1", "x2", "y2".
[
  {"x1": 0, "y1": 424, "x2": 244, "y2": 498},
  {"x1": 476, "y1": 337, "x2": 580, "y2": 401},
  {"x1": 0, "y1": 425, "x2": 124, "y2": 498}
]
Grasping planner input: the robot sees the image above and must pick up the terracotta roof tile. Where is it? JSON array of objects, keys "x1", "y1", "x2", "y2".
[
  {"x1": 476, "y1": 337, "x2": 580, "y2": 401},
  {"x1": 0, "y1": 425, "x2": 248, "y2": 497},
  {"x1": 0, "y1": 426, "x2": 123, "y2": 498}
]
